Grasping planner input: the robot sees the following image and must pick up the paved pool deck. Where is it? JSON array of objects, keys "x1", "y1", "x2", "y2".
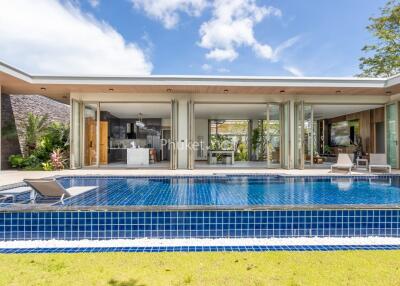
[{"x1": 0, "y1": 168, "x2": 397, "y2": 187}]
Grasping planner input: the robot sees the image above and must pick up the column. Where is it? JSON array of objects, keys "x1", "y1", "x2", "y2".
[
  {"x1": 177, "y1": 95, "x2": 189, "y2": 169},
  {"x1": 289, "y1": 99, "x2": 296, "y2": 169}
]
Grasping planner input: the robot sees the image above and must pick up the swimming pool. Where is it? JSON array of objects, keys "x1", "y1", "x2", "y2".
[
  {"x1": 1, "y1": 175, "x2": 400, "y2": 241},
  {"x1": 56, "y1": 175, "x2": 400, "y2": 208}
]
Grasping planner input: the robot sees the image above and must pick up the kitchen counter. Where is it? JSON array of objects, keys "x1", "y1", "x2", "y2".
[{"x1": 127, "y1": 148, "x2": 149, "y2": 165}]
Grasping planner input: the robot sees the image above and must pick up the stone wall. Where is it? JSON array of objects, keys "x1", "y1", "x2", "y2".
[{"x1": 1, "y1": 94, "x2": 70, "y2": 169}]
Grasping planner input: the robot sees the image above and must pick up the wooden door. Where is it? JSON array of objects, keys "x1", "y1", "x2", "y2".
[
  {"x1": 85, "y1": 118, "x2": 97, "y2": 166},
  {"x1": 99, "y1": 121, "x2": 109, "y2": 165}
]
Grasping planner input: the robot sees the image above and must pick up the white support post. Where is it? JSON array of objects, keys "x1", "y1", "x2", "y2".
[{"x1": 177, "y1": 97, "x2": 189, "y2": 169}]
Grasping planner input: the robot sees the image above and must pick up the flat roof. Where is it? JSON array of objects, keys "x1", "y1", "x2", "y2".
[{"x1": 1, "y1": 61, "x2": 399, "y2": 102}]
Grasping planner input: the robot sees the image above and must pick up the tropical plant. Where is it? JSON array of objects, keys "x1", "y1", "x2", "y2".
[
  {"x1": 35, "y1": 122, "x2": 70, "y2": 162},
  {"x1": 24, "y1": 113, "x2": 49, "y2": 155},
  {"x1": 50, "y1": 148, "x2": 67, "y2": 170},
  {"x1": 8, "y1": 154, "x2": 25, "y2": 168},
  {"x1": 235, "y1": 140, "x2": 248, "y2": 161},
  {"x1": 251, "y1": 128, "x2": 261, "y2": 153},
  {"x1": 210, "y1": 134, "x2": 232, "y2": 151},
  {"x1": 8, "y1": 113, "x2": 70, "y2": 170},
  {"x1": 251, "y1": 126, "x2": 266, "y2": 160},
  {"x1": 41, "y1": 161, "x2": 53, "y2": 171},
  {"x1": 358, "y1": 0, "x2": 400, "y2": 77}
]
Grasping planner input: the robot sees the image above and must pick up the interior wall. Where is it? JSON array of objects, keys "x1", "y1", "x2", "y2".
[{"x1": 324, "y1": 107, "x2": 384, "y2": 155}]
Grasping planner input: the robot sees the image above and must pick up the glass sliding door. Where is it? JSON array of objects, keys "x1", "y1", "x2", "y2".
[
  {"x1": 303, "y1": 104, "x2": 313, "y2": 167},
  {"x1": 83, "y1": 104, "x2": 98, "y2": 167},
  {"x1": 294, "y1": 102, "x2": 314, "y2": 169},
  {"x1": 265, "y1": 104, "x2": 281, "y2": 168},
  {"x1": 70, "y1": 100, "x2": 82, "y2": 169},
  {"x1": 386, "y1": 102, "x2": 399, "y2": 168}
]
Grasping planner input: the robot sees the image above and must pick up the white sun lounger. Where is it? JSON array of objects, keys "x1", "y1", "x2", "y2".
[
  {"x1": 24, "y1": 178, "x2": 98, "y2": 204},
  {"x1": 331, "y1": 154, "x2": 353, "y2": 174},
  {"x1": 369, "y1": 153, "x2": 391, "y2": 173}
]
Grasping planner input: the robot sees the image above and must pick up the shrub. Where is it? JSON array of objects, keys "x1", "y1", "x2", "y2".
[
  {"x1": 8, "y1": 115, "x2": 70, "y2": 170},
  {"x1": 9, "y1": 154, "x2": 42, "y2": 169},
  {"x1": 41, "y1": 161, "x2": 54, "y2": 171},
  {"x1": 9, "y1": 154, "x2": 25, "y2": 168},
  {"x1": 23, "y1": 155, "x2": 42, "y2": 169}
]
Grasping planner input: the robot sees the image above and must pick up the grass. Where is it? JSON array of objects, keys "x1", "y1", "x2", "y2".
[{"x1": 1, "y1": 251, "x2": 400, "y2": 286}]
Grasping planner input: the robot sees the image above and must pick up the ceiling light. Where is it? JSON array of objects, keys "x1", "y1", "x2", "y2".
[{"x1": 136, "y1": 113, "x2": 145, "y2": 128}]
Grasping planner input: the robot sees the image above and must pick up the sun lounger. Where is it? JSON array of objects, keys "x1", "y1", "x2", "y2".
[
  {"x1": 331, "y1": 154, "x2": 353, "y2": 174},
  {"x1": 369, "y1": 154, "x2": 391, "y2": 173},
  {"x1": 23, "y1": 178, "x2": 97, "y2": 204},
  {"x1": 0, "y1": 194, "x2": 13, "y2": 203},
  {"x1": 0, "y1": 186, "x2": 31, "y2": 203}
]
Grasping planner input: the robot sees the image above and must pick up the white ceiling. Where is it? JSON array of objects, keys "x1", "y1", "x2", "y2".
[
  {"x1": 96, "y1": 102, "x2": 383, "y2": 120},
  {"x1": 195, "y1": 104, "x2": 278, "y2": 119},
  {"x1": 195, "y1": 103, "x2": 383, "y2": 120},
  {"x1": 100, "y1": 103, "x2": 171, "y2": 118},
  {"x1": 312, "y1": 105, "x2": 383, "y2": 120}
]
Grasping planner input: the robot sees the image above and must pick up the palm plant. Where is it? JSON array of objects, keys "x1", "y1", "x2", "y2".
[{"x1": 24, "y1": 113, "x2": 49, "y2": 155}]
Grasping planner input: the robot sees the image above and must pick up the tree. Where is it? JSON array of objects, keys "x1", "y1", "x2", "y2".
[{"x1": 358, "y1": 0, "x2": 400, "y2": 77}]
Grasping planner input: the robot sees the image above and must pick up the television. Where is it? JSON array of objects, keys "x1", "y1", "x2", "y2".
[{"x1": 330, "y1": 121, "x2": 350, "y2": 146}]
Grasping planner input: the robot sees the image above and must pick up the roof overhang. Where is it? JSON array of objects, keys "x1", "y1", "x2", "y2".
[{"x1": 1, "y1": 61, "x2": 399, "y2": 103}]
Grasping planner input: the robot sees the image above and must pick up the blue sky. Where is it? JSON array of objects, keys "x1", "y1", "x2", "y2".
[{"x1": 0, "y1": 0, "x2": 387, "y2": 77}]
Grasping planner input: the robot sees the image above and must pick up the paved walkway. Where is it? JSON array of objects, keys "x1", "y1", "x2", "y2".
[{"x1": 0, "y1": 168, "x2": 395, "y2": 187}]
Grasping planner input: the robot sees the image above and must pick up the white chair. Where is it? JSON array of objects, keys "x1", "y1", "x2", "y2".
[
  {"x1": 369, "y1": 154, "x2": 391, "y2": 173},
  {"x1": 331, "y1": 154, "x2": 353, "y2": 174}
]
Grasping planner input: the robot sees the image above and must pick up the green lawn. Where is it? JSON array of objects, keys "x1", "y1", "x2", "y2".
[{"x1": 1, "y1": 251, "x2": 400, "y2": 286}]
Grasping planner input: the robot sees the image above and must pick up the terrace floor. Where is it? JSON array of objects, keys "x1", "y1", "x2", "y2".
[{"x1": 0, "y1": 168, "x2": 398, "y2": 187}]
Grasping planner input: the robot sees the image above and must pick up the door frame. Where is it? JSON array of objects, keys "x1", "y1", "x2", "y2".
[
  {"x1": 70, "y1": 98, "x2": 83, "y2": 169},
  {"x1": 192, "y1": 101, "x2": 284, "y2": 169},
  {"x1": 82, "y1": 102, "x2": 100, "y2": 168},
  {"x1": 385, "y1": 101, "x2": 399, "y2": 168},
  {"x1": 80, "y1": 101, "x2": 174, "y2": 169}
]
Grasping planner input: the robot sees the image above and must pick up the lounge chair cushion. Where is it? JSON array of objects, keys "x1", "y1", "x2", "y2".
[{"x1": 66, "y1": 186, "x2": 97, "y2": 196}]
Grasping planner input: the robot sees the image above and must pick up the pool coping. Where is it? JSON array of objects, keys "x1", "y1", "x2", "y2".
[{"x1": 1, "y1": 173, "x2": 400, "y2": 212}]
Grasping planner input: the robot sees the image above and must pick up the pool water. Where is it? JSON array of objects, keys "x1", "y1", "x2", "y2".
[{"x1": 57, "y1": 175, "x2": 400, "y2": 207}]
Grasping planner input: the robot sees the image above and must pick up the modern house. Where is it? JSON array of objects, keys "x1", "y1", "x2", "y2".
[{"x1": 1, "y1": 61, "x2": 400, "y2": 170}]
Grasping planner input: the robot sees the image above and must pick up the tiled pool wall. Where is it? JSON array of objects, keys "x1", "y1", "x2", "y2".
[{"x1": 0, "y1": 209, "x2": 400, "y2": 241}]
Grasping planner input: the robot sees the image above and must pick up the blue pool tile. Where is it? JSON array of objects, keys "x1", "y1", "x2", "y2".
[{"x1": 1, "y1": 244, "x2": 400, "y2": 254}]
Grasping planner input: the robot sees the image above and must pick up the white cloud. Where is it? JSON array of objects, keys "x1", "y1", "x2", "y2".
[
  {"x1": 131, "y1": 0, "x2": 208, "y2": 29},
  {"x1": 206, "y1": 48, "x2": 238, "y2": 61},
  {"x1": 201, "y1": 63, "x2": 213, "y2": 71},
  {"x1": 284, "y1": 65, "x2": 304, "y2": 77},
  {"x1": 198, "y1": 0, "x2": 282, "y2": 62},
  {"x1": 0, "y1": 0, "x2": 152, "y2": 75},
  {"x1": 217, "y1": 67, "x2": 230, "y2": 73},
  {"x1": 88, "y1": 0, "x2": 99, "y2": 8}
]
